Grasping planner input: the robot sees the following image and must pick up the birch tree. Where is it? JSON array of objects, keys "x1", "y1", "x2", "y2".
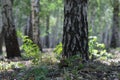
[{"x1": 31, "y1": 0, "x2": 42, "y2": 51}]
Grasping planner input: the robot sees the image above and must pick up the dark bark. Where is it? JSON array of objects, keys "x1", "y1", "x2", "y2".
[
  {"x1": 45, "y1": 15, "x2": 50, "y2": 48},
  {"x1": 3, "y1": 27, "x2": 21, "y2": 58},
  {"x1": 1, "y1": 0, "x2": 21, "y2": 58},
  {"x1": 62, "y1": 0, "x2": 89, "y2": 60},
  {"x1": 110, "y1": 0, "x2": 119, "y2": 48}
]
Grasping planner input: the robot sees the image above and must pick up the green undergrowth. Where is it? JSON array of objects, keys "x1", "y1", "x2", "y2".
[
  {"x1": 26, "y1": 65, "x2": 49, "y2": 80},
  {"x1": 53, "y1": 42, "x2": 62, "y2": 59},
  {"x1": 18, "y1": 53, "x2": 59, "y2": 79},
  {"x1": 59, "y1": 55, "x2": 83, "y2": 68},
  {"x1": 15, "y1": 31, "x2": 115, "y2": 79},
  {"x1": 54, "y1": 36, "x2": 113, "y2": 61},
  {"x1": 89, "y1": 36, "x2": 113, "y2": 60},
  {"x1": 0, "y1": 61, "x2": 25, "y2": 71},
  {"x1": 17, "y1": 31, "x2": 42, "y2": 65}
]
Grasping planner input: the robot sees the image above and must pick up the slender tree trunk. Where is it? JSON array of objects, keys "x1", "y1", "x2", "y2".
[
  {"x1": 0, "y1": 31, "x2": 3, "y2": 55},
  {"x1": 63, "y1": 0, "x2": 89, "y2": 60},
  {"x1": 110, "y1": 0, "x2": 119, "y2": 48},
  {"x1": 101, "y1": 26, "x2": 111, "y2": 50},
  {"x1": 24, "y1": 15, "x2": 33, "y2": 40},
  {"x1": 1, "y1": 0, "x2": 21, "y2": 58},
  {"x1": 31, "y1": 0, "x2": 42, "y2": 51},
  {"x1": 45, "y1": 15, "x2": 50, "y2": 48}
]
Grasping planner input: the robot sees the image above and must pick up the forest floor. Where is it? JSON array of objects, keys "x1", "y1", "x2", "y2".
[{"x1": 0, "y1": 49, "x2": 120, "y2": 80}]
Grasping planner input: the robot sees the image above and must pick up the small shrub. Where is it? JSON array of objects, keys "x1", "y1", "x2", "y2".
[
  {"x1": 54, "y1": 42, "x2": 62, "y2": 59},
  {"x1": 89, "y1": 36, "x2": 113, "y2": 60},
  {"x1": 17, "y1": 31, "x2": 41, "y2": 65}
]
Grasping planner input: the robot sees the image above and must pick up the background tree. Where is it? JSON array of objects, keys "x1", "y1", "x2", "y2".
[
  {"x1": 110, "y1": 0, "x2": 119, "y2": 48},
  {"x1": 13, "y1": 0, "x2": 63, "y2": 48},
  {"x1": 0, "y1": 1, "x2": 3, "y2": 55},
  {"x1": 1, "y1": 0, "x2": 21, "y2": 58},
  {"x1": 88, "y1": 0, "x2": 113, "y2": 49},
  {"x1": 62, "y1": 0, "x2": 89, "y2": 60},
  {"x1": 0, "y1": 5, "x2": 3, "y2": 55},
  {"x1": 45, "y1": 14, "x2": 50, "y2": 48},
  {"x1": 0, "y1": 28, "x2": 4, "y2": 55},
  {"x1": 40, "y1": 0, "x2": 63, "y2": 48},
  {"x1": 31, "y1": 0, "x2": 42, "y2": 51},
  {"x1": 24, "y1": 14, "x2": 32, "y2": 40}
]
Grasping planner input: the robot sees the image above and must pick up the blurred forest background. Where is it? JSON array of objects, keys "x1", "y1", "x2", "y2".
[{"x1": 0, "y1": 0, "x2": 118, "y2": 51}]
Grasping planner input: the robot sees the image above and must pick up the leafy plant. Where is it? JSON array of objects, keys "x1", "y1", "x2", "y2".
[
  {"x1": 17, "y1": 31, "x2": 42, "y2": 65},
  {"x1": 89, "y1": 36, "x2": 112, "y2": 60},
  {"x1": 28, "y1": 66, "x2": 48, "y2": 80},
  {"x1": 63, "y1": 68, "x2": 71, "y2": 80},
  {"x1": 54, "y1": 42, "x2": 62, "y2": 59}
]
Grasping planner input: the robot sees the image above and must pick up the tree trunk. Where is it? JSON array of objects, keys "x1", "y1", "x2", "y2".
[
  {"x1": 63, "y1": 0, "x2": 89, "y2": 60},
  {"x1": 31, "y1": 0, "x2": 42, "y2": 51},
  {"x1": 1, "y1": 0, "x2": 21, "y2": 58},
  {"x1": 45, "y1": 15, "x2": 50, "y2": 48},
  {"x1": 0, "y1": 31, "x2": 3, "y2": 55},
  {"x1": 110, "y1": 0, "x2": 119, "y2": 48},
  {"x1": 24, "y1": 15, "x2": 33, "y2": 40},
  {"x1": 101, "y1": 27, "x2": 111, "y2": 50}
]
